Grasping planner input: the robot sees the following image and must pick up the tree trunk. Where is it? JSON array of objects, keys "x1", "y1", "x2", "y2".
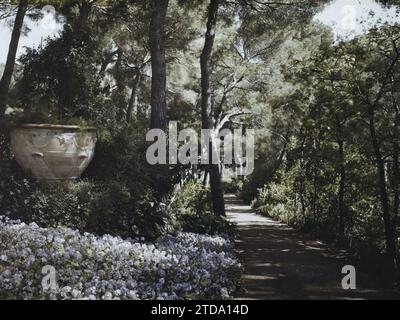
[
  {"x1": 77, "y1": 1, "x2": 92, "y2": 30},
  {"x1": 126, "y1": 68, "x2": 141, "y2": 122},
  {"x1": 115, "y1": 48, "x2": 125, "y2": 94},
  {"x1": 392, "y1": 109, "x2": 400, "y2": 223},
  {"x1": 299, "y1": 134, "x2": 307, "y2": 221},
  {"x1": 148, "y1": 0, "x2": 170, "y2": 204},
  {"x1": 369, "y1": 106, "x2": 398, "y2": 271},
  {"x1": 391, "y1": 107, "x2": 400, "y2": 280},
  {"x1": 200, "y1": 0, "x2": 225, "y2": 216},
  {"x1": 149, "y1": 0, "x2": 169, "y2": 130},
  {"x1": 202, "y1": 170, "x2": 208, "y2": 186},
  {"x1": 0, "y1": 0, "x2": 28, "y2": 118},
  {"x1": 312, "y1": 138, "x2": 318, "y2": 222},
  {"x1": 272, "y1": 139, "x2": 288, "y2": 177},
  {"x1": 99, "y1": 49, "x2": 119, "y2": 78},
  {"x1": 336, "y1": 114, "x2": 347, "y2": 238}
]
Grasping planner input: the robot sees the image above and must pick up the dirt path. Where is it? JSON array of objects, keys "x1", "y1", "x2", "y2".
[{"x1": 225, "y1": 194, "x2": 400, "y2": 300}]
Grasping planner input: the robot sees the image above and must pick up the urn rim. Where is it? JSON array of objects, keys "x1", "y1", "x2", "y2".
[{"x1": 11, "y1": 123, "x2": 97, "y2": 132}]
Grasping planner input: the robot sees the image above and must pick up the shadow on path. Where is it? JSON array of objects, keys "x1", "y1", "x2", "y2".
[{"x1": 225, "y1": 194, "x2": 400, "y2": 300}]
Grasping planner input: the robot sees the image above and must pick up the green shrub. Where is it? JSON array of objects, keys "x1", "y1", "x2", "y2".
[
  {"x1": 252, "y1": 163, "x2": 389, "y2": 256},
  {"x1": 221, "y1": 180, "x2": 239, "y2": 194},
  {"x1": 171, "y1": 180, "x2": 211, "y2": 215},
  {"x1": 179, "y1": 211, "x2": 237, "y2": 239},
  {"x1": 0, "y1": 178, "x2": 170, "y2": 240},
  {"x1": 170, "y1": 181, "x2": 237, "y2": 239}
]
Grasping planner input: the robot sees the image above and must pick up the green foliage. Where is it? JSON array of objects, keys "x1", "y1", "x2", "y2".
[
  {"x1": 254, "y1": 163, "x2": 386, "y2": 257},
  {"x1": 170, "y1": 181, "x2": 237, "y2": 239},
  {"x1": 250, "y1": 25, "x2": 400, "y2": 270},
  {"x1": 171, "y1": 181, "x2": 212, "y2": 215},
  {"x1": 221, "y1": 180, "x2": 239, "y2": 194},
  {"x1": 0, "y1": 176, "x2": 170, "y2": 240},
  {"x1": 17, "y1": 27, "x2": 112, "y2": 124},
  {"x1": 0, "y1": 171, "x2": 235, "y2": 240}
]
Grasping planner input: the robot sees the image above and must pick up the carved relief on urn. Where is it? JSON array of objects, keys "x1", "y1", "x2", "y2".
[{"x1": 11, "y1": 124, "x2": 97, "y2": 181}]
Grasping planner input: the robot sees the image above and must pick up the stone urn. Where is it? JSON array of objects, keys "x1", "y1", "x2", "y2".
[{"x1": 11, "y1": 124, "x2": 97, "y2": 181}]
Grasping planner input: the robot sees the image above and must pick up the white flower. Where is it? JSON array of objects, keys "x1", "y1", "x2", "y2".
[
  {"x1": 61, "y1": 286, "x2": 72, "y2": 293},
  {"x1": 0, "y1": 216, "x2": 240, "y2": 300},
  {"x1": 71, "y1": 289, "x2": 80, "y2": 298},
  {"x1": 102, "y1": 292, "x2": 113, "y2": 300}
]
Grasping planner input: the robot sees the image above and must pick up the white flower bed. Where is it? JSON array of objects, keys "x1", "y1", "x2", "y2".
[{"x1": 0, "y1": 217, "x2": 241, "y2": 300}]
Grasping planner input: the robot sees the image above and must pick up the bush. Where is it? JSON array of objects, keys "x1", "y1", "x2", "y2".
[
  {"x1": 170, "y1": 181, "x2": 237, "y2": 239},
  {"x1": 252, "y1": 164, "x2": 391, "y2": 264},
  {"x1": 171, "y1": 180, "x2": 211, "y2": 215},
  {"x1": 0, "y1": 217, "x2": 241, "y2": 300},
  {"x1": 0, "y1": 178, "x2": 169, "y2": 240},
  {"x1": 179, "y1": 211, "x2": 237, "y2": 239},
  {"x1": 221, "y1": 180, "x2": 239, "y2": 194}
]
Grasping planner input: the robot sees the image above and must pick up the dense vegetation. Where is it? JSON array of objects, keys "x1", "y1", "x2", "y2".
[
  {"x1": 0, "y1": 0, "x2": 325, "y2": 239},
  {"x1": 240, "y1": 21, "x2": 400, "y2": 277},
  {"x1": 1, "y1": 0, "x2": 400, "y2": 297}
]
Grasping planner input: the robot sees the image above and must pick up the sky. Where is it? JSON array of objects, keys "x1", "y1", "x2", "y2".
[
  {"x1": 314, "y1": 0, "x2": 400, "y2": 41},
  {"x1": 0, "y1": 6, "x2": 63, "y2": 64},
  {"x1": 0, "y1": 0, "x2": 400, "y2": 64}
]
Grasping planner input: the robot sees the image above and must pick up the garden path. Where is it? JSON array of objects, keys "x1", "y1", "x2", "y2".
[{"x1": 225, "y1": 194, "x2": 400, "y2": 300}]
